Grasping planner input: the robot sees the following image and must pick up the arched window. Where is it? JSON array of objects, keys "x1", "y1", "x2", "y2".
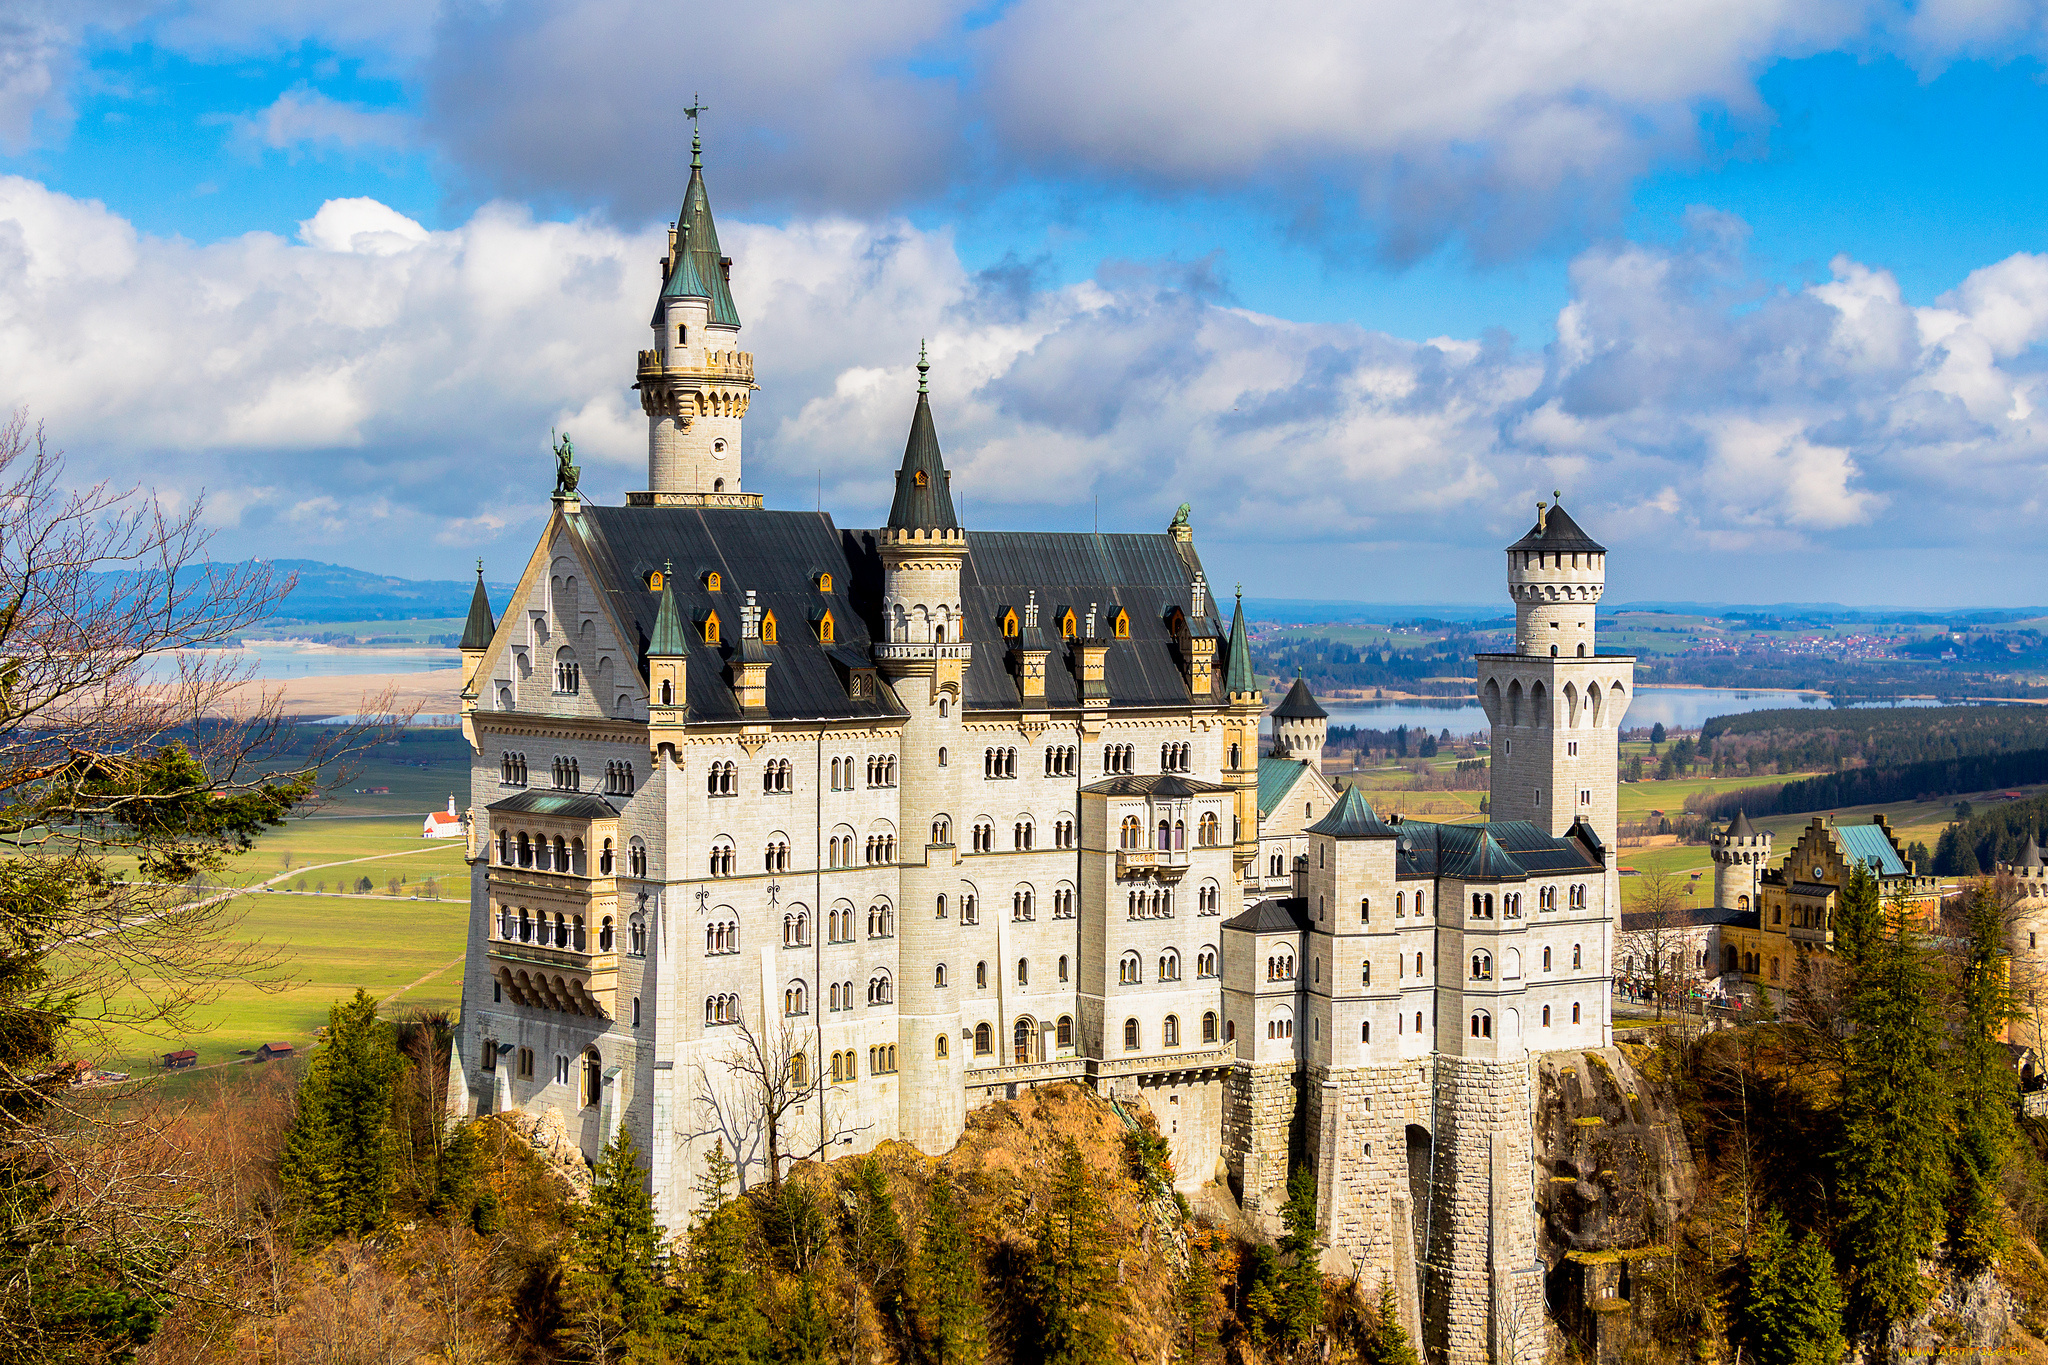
[
  {"x1": 1359, "y1": 897, "x2": 1370, "y2": 924},
  {"x1": 1542, "y1": 1005, "x2": 1552, "y2": 1027},
  {"x1": 973, "y1": 1023, "x2": 992, "y2": 1055},
  {"x1": 1118, "y1": 951, "x2": 1142, "y2": 985},
  {"x1": 935, "y1": 963, "x2": 948, "y2": 987},
  {"x1": 1202, "y1": 1011, "x2": 1218, "y2": 1044},
  {"x1": 1163, "y1": 1015, "x2": 1180, "y2": 1047},
  {"x1": 1123, "y1": 1018, "x2": 1140, "y2": 1051},
  {"x1": 554, "y1": 647, "x2": 580, "y2": 693},
  {"x1": 1572, "y1": 1002, "x2": 1582, "y2": 1023},
  {"x1": 976, "y1": 960, "x2": 987, "y2": 989},
  {"x1": 1470, "y1": 1011, "x2": 1491, "y2": 1038},
  {"x1": 1159, "y1": 949, "x2": 1181, "y2": 981},
  {"x1": 1572, "y1": 943, "x2": 1583, "y2": 970},
  {"x1": 1016, "y1": 958, "x2": 1029, "y2": 986},
  {"x1": 1266, "y1": 1009, "x2": 1294, "y2": 1041},
  {"x1": 933, "y1": 816, "x2": 951, "y2": 844},
  {"x1": 868, "y1": 971, "x2": 893, "y2": 1005},
  {"x1": 784, "y1": 980, "x2": 808, "y2": 1016},
  {"x1": 1471, "y1": 951, "x2": 1492, "y2": 980},
  {"x1": 935, "y1": 1034, "x2": 950, "y2": 1059},
  {"x1": 1197, "y1": 947, "x2": 1217, "y2": 978},
  {"x1": 1199, "y1": 812, "x2": 1219, "y2": 846}
]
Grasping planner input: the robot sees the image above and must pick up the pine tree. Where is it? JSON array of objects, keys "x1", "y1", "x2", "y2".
[
  {"x1": 569, "y1": 1125, "x2": 667, "y2": 1340},
  {"x1": 1834, "y1": 866, "x2": 1948, "y2": 1330},
  {"x1": 677, "y1": 1141, "x2": 767, "y2": 1365},
  {"x1": 1029, "y1": 1139, "x2": 1115, "y2": 1365},
  {"x1": 277, "y1": 988, "x2": 402, "y2": 1240},
  {"x1": 1733, "y1": 1208, "x2": 1846, "y2": 1365},
  {"x1": 1949, "y1": 881, "x2": 2016, "y2": 1272},
  {"x1": 774, "y1": 1275, "x2": 833, "y2": 1365},
  {"x1": 1357, "y1": 1279, "x2": 1420, "y2": 1365},
  {"x1": 1276, "y1": 1167, "x2": 1324, "y2": 1346},
  {"x1": 914, "y1": 1180, "x2": 985, "y2": 1365},
  {"x1": 842, "y1": 1157, "x2": 907, "y2": 1324}
]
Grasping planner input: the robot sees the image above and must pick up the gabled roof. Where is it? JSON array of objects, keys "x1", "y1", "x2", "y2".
[
  {"x1": 1272, "y1": 676, "x2": 1327, "y2": 720},
  {"x1": 1257, "y1": 756, "x2": 1318, "y2": 818},
  {"x1": 1081, "y1": 774, "x2": 1232, "y2": 798},
  {"x1": 659, "y1": 134, "x2": 741, "y2": 327},
  {"x1": 1307, "y1": 786, "x2": 1396, "y2": 839},
  {"x1": 1223, "y1": 896, "x2": 1310, "y2": 934},
  {"x1": 460, "y1": 566, "x2": 496, "y2": 651},
  {"x1": 1834, "y1": 822, "x2": 1909, "y2": 879},
  {"x1": 1224, "y1": 588, "x2": 1256, "y2": 694},
  {"x1": 564, "y1": 506, "x2": 901, "y2": 724},
  {"x1": 1457, "y1": 829, "x2": 1526, "y2": 881},
  {"x1": 886, "y1": 355, "x2": 959, "y2": 533},
  {"x1": 1507, "y1": 501, "x2": 1605, "y2": 554},
  {"x1": 486, "y1": 790, "x2": 619, "y2": 820}
]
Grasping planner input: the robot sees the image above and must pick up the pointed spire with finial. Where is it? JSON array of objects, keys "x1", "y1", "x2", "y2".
[
  {"x1": 660, "y1": 101, "x2": 740, "y2": 326},
  {"x1": 1224, "y1": 583, "x2": 1255, "y2": 695},
  {"x1": 887, "y1": 342, "x2": 959, "y2": 532},
  {"x1": 649, "y1": 560, "x2": 689, "y2": 656},
  {"x1": 460, "y1": 559, "x2": 495, "y2": 651}
]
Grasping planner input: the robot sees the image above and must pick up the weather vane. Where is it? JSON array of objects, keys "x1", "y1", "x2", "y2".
[{"x1": 684, "y1": 94, "x2": 709, "y2": 124}]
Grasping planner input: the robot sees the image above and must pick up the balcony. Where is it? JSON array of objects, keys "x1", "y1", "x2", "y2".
[
  {"x1": 873, "y1": 642, "x2": 973, "y2": 662},
  {"x1": 1118, "y1": 847, "x2": 1191, "y2": 881},
  {"x1": 488, "y1": 940, "x2": 619, "y2": 1019}
]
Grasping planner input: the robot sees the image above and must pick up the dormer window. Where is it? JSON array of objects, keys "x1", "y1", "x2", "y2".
[
  {"x1": 1001, "y1": 609, "x2": 1019, "y2": 638},
  {"x1": 703, "y1": 571, "x2": 721, "y2": 591},
  {"x1": 647, "y1": 570, "x2": 664, "y2": 592},
  {"x1": 815, "y1": 572, "x2": 833, "y2": 592},
  {"x1": 914, "y1": 470, "x2": 929, "y2": 487},
  {"x1": 699, "y1": 611, "x2": 722, "y2": 645},
  {"x1": 1058, "y1": 610, "x2": 1077, "y2": 640},
  {"x1": 1111, "y1": 609, "x2": 1130, "y2": 639},
  {"x1": 761, "y1": 610, "x2": 779, "y2": 643},
  {"x1": 814, "y1": 609, "x2": 836, "y2": 643}
]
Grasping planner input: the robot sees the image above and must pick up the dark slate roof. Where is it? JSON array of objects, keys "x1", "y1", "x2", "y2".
[
  {"x1": 1620, "y1": 903, "x2": 1750, "y2": 932},
  {"x1": 1223, "y1": 896, "x2": 1310, "y2": 934},
  {"x1": 1307, "y1": 786, "x2": 1396, "y2": 839},
  {"x1": 487, "y1": 790, "x2": 619, "y2": 819},
  {"x1": 2022, "y1": 836, "x2": 2044, "y2": 870},
  {"x1": 1272, "y1": 676, "x2": 1327, "y2": 719},
  {"x1": 568, "y1": 506, "x2": 901, "y2": 724},
  {"x1": 1081, "y1": 774, "x2": 1231, "y2": 797},
  {"x1": 1224, "y1": 589, "x2": 1255, "y2": 693},
  {"x1": 1390, "y1": 818, "x2": 1601, "y2": 880},
  {"x1": 1506, "y1": 501, "x2": 1605, "y2": 554},
  {"x1": 886, "y1": 382, "x2": 959, "y2": 532},
  {"x1": 460, "y1": 567, "x2": 496, "y2": 651},
  {"x1": 1460, "y1": 830, "x2": 1524, "y2": 881},
  {"x1": 658, "y1": 137, "x2": 741, "y2": 327},
  {"x1": 1257, "y1": 757, "x2": 1316, "y2": 818},
  {"x1": 848, "y1": 528, "x2": 1206, "y2": 712},
  {"x1": 1724, "y1": 810, "x2": 1757, "y2": 838}
]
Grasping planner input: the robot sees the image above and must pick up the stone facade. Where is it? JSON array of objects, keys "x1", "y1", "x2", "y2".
[{"x1": 449, "y1": 142, "x2": 1633, "y2": 1363}]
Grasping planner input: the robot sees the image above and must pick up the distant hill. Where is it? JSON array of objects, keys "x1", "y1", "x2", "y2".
[{"x1": 258, "y1": 561, "x2": 520, "y2": 623}]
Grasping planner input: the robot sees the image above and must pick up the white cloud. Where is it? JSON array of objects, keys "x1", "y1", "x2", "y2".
[
  {"x1": 229, "y1": 87, "x2": 412, "y2": 156},
  {"x1": 4, "y1": 174, "x2": 2048, "y2": 589}
]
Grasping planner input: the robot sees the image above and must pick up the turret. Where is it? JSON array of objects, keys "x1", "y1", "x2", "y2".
[
  {"x1": 1222, "y1": 587, "x2": 1263, "y2": 882},
  {"x1": 1710, "y1": 810, "x2": 1770, "y2": 912},
  {"x1": 632, "y1": 129, "x2": 760, "y2": 507},
  {"x1": 878, "y1": 344, "x2": 967, "y2": 648},
  {"x1": 1270, "y1": 677, "x2": 1328, "y2": 772},
  {"x1": 458, "y1": 562, "x2": 495, "y2": 754},
  {"x1": 647, "y1": 562, "x2": 689, "y2": 721},
  {"x1": 1506, "y1": 494, "x2": 1605, "y2": 658}
]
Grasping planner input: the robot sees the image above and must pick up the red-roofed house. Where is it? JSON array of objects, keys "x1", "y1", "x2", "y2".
[{"x1": 423, "y1": 796, "x2": 465, "y2": 840}]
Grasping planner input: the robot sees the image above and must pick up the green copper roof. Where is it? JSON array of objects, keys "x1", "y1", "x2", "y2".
[
  {"x1": 1257, "y1": 756, "x2": 1314, "y2": 818},
  {"x1": 1835, "y1": 822, "x2": 1908, "y2": 878},
  {"x1": 648, "y1": 567, "x2": 689, "y2": 656},
  {"x1": 459, "y1": 564, "x2": 495, "y2": 651},
  {"x1": 660, "y1": 144, "x2": 741, "y2": 327},
  {"x1": 1307, "y1": 785, "x2": 1396, "y2": 839},
  {"x1": 887, "y1": 357, "x2": 959, "y2": 532},
  {"x1": 1224, "y1": 587, "x2": 1255, "y2": 694}
]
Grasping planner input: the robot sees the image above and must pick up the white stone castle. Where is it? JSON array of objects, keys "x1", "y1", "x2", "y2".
[{"x1": 448, "y1": 137, "x2": 1634, "y2": 1364}]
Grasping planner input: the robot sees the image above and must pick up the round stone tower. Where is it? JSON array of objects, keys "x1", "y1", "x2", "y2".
[
  {"x1": 1269, "y1": 676, "x2": 1328, "y2": 773},
  {"x1": 1710, "y1": 811, "x2": 1771, "y2": 912}
]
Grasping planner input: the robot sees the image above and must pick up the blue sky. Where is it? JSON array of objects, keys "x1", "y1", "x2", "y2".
[{"x1": 6, "y1": 2, "x2": 2048, "y2": 606}]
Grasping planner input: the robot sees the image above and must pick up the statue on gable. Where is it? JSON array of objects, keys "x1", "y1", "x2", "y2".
[
  {"x1": 552, "y1": 430, "x2": 581, "y2": 498},
  {"x1": 1170, "y1": 502, "x2": 1191, "y2": 530}
]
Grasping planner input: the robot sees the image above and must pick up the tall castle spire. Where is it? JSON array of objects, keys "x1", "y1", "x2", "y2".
[
  {"x1": 631, "y1": 126, "x2": 760, "y2": 508},
  {"x1": 887, "y1": 343, "x2": 959, "y2": 533}
]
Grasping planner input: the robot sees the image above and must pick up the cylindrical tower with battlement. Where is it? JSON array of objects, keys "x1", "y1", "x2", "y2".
[
  {"x1": 1710, "y1": 812, "x2": 1771, "y2": 912},
  {"x1": 1270, "y1": 677, "x2": 1328, "y2": 773}
]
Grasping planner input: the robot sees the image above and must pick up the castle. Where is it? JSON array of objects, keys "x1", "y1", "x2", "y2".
[{"x1": 447, "y1": 137, "x2": 1634, "y2": 1364}]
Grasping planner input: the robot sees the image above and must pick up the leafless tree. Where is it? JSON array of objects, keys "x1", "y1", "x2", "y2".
[
  {"x1": 687, "y1": 1012, "x2": 872, "y2": 1191},
  {"x1": 0, "y1": 410, "x2": 402, "y2": 1362},
  {"x1": 1620, "y1": 870, "x2": 1701, "y2": 1020}
]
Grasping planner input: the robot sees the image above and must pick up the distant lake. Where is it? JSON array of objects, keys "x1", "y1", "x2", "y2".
[
  {"x1": 143, "y1": 642, "x2": 460, "y2": 682},
  {"x1": 1268, "y1": 686, "x2": 1960, "y2": 740}
]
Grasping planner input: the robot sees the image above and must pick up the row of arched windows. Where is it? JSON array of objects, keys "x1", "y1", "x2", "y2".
[
  {"x1": 495, "y1": 905, "x2": 612, "y2": 952},
  {"x1": 1104, "y1": 744, "x2": 1134, "y2": 773},
  {"x1": 763, "y1": 759, "x2": 792, "y2": 793},
  {"x1": 984, "y1": 747, "x2": 1018, "y2": 779},
  {"x1": 867, "y1": 755, "x2": 898, "y2": 787},
  {"x1": 602, "y1": 760, "x2": 635, "y2": 795},
  {"x1": 1127, "y1": 887, "x2": 1173, "y2": 919},
  {"x1": 1266, "y1": 948, "x2": 1296, "y2": 981},
  {"x1": 866, "y1": 834, "x2": 897, "y2": 864},
  {"x1": 499, "y1": 751, "x2": 528, "y2": 786},
  {"x1": 1160, "y1": 742, "x2": 1191, "y2": 772},
  {"x1": 551, "y1": 756, "x2": 580, "y2": 790},
  {"x1": 1045, "y1": 746, "x2": 1077, "y2": 776},
  {"x1": 707, "y1": 761, "x2": 737, "y2": 795}
]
